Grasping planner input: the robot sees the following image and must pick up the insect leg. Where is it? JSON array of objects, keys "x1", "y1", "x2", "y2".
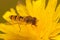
[{"x1": 17, "y1": 22, "x2": 21, "y2": 32}]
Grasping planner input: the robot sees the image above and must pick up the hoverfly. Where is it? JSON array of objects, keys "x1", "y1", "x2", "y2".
[
  {"x1": 9, "y1": 15, "x2": 37, "y2": 26},
  {"x1": 9, "y1": 8, "x2": 37, "y2": 31},
  {"x1": 9, "y1": 15, "x2": 37, "y2": 32},
  {"x1": 10, "y1": 15, "x2": 37, "y2": 25}
]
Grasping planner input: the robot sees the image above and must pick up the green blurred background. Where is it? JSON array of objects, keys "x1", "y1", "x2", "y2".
[
  {"x1": 0, "y1": 0, "x2": 60, "y2": 23},
  {"x1": 0, "y1": 0, "x2": 18, "y2": 23}
]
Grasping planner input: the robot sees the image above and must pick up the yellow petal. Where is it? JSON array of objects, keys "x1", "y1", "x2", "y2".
[
  {"x1": 27, "y1": 0, "x2": 45, "y2": 18},
  {"x1": 33, "y1": 0, "x2": 45, "y2": 9},
  {"x1": 26, "y1": 0, "x2": 33, "y2": 16},
  {"x1": 46, "y1": 0, "x2": 57, "y2": 11},
  {"x1": 16, "y1": 4, "x2": 28, "y2": 16},
  {"x1": 55, "y1": 35, "x2": 60, "y2": 40},
  {"x1": 56, "y1": 4, "x2": 60, "y2": 17},
  {"x1": 53, "y1": 5, "x2": 60, "y2": 24},
  {"x1": 49, "y1": 28, "x2": 60, "y2": 40},
  {"x1": 0, "y1": 23, "x2": 40, "y2": 40},
  {"x1": 0, "y1": 23, "x2": 20, "y2": 34},
  {"x1": 3, "y1": 8, "x2": 17, "y2": 23}
]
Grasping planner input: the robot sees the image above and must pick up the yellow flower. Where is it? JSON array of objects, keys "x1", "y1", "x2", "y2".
[{"x1": 0, "y1": 0, "x2": 60, "y2": 40}]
